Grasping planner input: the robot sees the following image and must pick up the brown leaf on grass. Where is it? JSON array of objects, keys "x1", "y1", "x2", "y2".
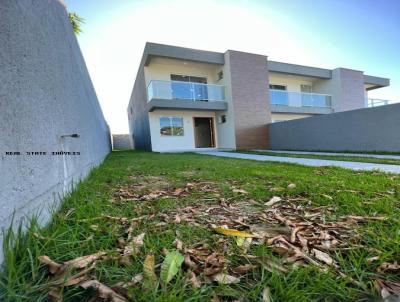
[
  {"x1": 231, "y1": 264, "x2": 257, "y2": 274},
  {"x1": 187, "y1": 271, "x2": 201, "y2": 288},
  {"x1": 174, "y1": 214, "x2": 182, "y2": 224},
  {"x1": 211, "y1": 273, "x2": 240, "y2": 284},
  {"x1": 375, "y1": 279, "x2": 400, "y2": 300},
  {"x1": 38, "y1": 256, "x2": 63, "y2": 274},
  {"x1": 377, "y1": 262, "x2": 400, "y2": 273},
  {"x1": 173, "y1": 239, "x2": 183, "y2": 251},
  {"x1": 312, "y1": 249, "x2": 334, "y2": 266},
  {"x1": 143, "y1": 254, "x2": 158, "y2": 289},
  {"x1": 366, "y1": 256, "x2": 380, "y2": 263},
  {"x1": 183, "y1": 254, "x2": 198, "y2": 271},
  {"x1": 265, "y1": 196, "x2": 282, "y2": 207},
  {"x1": 290, "y1": 226, "x2": 304, "y2": 243},
  {"x1": 80, "y1": 280, "x2": 127, "y2": 302},
  {"x1": 64, "y1": 251, "x2": 106, "y2": 270},
  {"x1": 256, "y1": 257, "x2": 289, "y2": 274},
  {"x1": 48, "y1": 288, "x2": 62, "y2": 302},
  {"x1": 232, "y1": 188, "x2": 248, "y2": 194},
  {"x1": 124, "y1": 232, "x2": 145, "y2": 258}
]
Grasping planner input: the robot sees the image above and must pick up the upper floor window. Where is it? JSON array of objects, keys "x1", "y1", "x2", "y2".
[
  {"x1": 170, "y1": 74, "x2": 208, "y2": 101},
  {"x1": 301, "y1": 84, "x2": 312, "y2": 93},
  {"x1": 269, "y1": 84, "x2": 286, "y2": 91},
  {"x1": 160, "y1": 117, "x2": 184, "y2": 136}
]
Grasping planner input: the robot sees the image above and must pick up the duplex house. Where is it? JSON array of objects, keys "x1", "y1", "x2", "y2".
[{"x1": 128, "y1": 42, "x2": 389, "y2": 152}]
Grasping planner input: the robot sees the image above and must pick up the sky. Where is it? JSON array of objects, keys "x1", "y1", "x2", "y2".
[{"x1": 65, "y1": 0, "x2": 400, "y2": 134}]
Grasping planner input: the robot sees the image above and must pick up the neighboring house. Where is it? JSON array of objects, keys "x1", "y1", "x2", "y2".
[{"x1": 128, "y1": 42, "x2": 389, "y2": 152}]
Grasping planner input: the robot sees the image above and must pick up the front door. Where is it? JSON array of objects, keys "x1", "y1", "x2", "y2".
[{"x1": 194, "y1": 117, "x2": 214, "y2": 148}]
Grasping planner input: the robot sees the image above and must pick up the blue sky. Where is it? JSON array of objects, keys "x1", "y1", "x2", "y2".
[{"x1": 65, "y1": 0, "x2": 400, "y2": 133}]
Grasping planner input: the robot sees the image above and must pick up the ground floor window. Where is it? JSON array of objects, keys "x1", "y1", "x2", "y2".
[{"x1": 160, "y1": 117, "x2": 184, "y2": 136}]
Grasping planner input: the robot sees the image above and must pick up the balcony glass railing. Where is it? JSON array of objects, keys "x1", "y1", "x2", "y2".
[
  {"x1": 147, "y1": 80, "x2": 225, "y2": 102},
  {"x1": 368, "y1": 98, "x2": 390, "y2": 107},
  {"x1": 270, "y1": 89, "x2": 332, "y2": 108}
]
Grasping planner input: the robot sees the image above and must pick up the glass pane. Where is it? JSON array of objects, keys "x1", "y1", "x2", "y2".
[
  {"x1": 193, "y1": 83, "x2": 208, "y2": 101},
  {"x1": 171, "y1": 117, "x2": 184, "y2": 136},
  {"x1": 160, "y1": 117, "x2": 172, "y2": 135},
  {"x1": 270, "y1": 90, "x2": 289, "y2": 105},
  {"x1": 171, "y1": 81, "x2": 192, "y2": 100}
]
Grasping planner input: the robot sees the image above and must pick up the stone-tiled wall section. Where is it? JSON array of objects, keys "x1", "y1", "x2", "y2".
[
  {"x1": 333, "y1": 68, "x2": 365, "y2": 112},
  {"x1": 226, "y1": 51, "x2": 271, "y2": 149}
]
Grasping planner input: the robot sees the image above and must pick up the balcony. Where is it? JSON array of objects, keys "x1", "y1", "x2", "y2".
[
  {"x1": 368, "y1": 98, "x2": 390, "y2": 107},
  {"x1": 147, "y1": 80, "x2": 227, "y2": 112},
  {"x1": 270, "y1": 89, "x2": 333, "y2": 114}
]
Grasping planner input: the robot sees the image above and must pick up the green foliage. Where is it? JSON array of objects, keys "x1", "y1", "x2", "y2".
[
  {"x1": 160, "y1": 251, "x2": 184, "y2": 285},
  {"x1": 68, "y1": 12, "x2": 84, "y2": 35},
  {"x1": 0, "y1": 151, "x2": 399, "y2": 301}
]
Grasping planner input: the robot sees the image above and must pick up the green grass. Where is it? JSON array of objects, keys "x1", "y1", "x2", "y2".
[
  {"x1": 235, "y1": 150, "x2": 400, "y2": 165},
  {"x1": 1, "y1": 150, "x2": 400, "y2": 301}
]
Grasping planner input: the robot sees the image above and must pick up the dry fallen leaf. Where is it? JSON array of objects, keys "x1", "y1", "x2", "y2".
[
  {"x1": 265, "y1": 196, "x2": 282, "y2": 207},
  {"x1": 127, "y1": 232, "x2": 145, "y2": 256},
  {"x1": 187, "y1": 271, "x2": 201, "y2": 288},
  {"x1": 38, "y1": 256, "x2": 63, "y2": 274},
  {"x1": 64, "y1": 251, "x2": 106, "y2": 270},
  {"x1": 231, "y1": 264, "x2": 257, "y2": 274},
  {"x1": 377, "y1": 262, "x2": 400, "y2": 273},
  {"x1": 375, "y1": 279, "x2": 400, "y2": 300},
  {"x1": 232, "y1": 188, "x2": 248, "y2": 194},
  {"x1": 312, "y1": 249, "x2": 334, "y2": 266},
  {"x1": 214, "y1": 227, "x2": 255, "y2": 238},
  {"x1": 211, "y1": 273, "x2": 240, "y2": 284},
  {"x1": 143, "y1": 254, "x2": 158, "y2": 290},
  {"x1": 80, "y1": 279, "x2": 127, "y2": 302},
  {"x1": 173, "y1": 239, "x2": 183, "y2": 251}
]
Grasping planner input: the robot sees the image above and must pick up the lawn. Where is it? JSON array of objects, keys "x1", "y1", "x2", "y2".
[
  {"x1": 235, "y1": 151, "x2": 400, "y2": 166},
  {"x1": 1, "y1": 151, "x2": 399, "y2": 301}
]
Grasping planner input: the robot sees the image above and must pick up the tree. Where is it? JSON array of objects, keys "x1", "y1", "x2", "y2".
[{"x1": 68, "y1": 12, "x2": 84, "y2": 34}]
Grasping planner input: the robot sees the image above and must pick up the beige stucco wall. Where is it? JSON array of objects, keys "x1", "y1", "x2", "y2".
[
  {"x1": 144, "y1": 57, "x2": 221, "y2": 86},
  {"x1": 148, "y1": 109, "x2": 217, "y2": 152},
  {"x1": 269, "y1": 73, "x2": 314, "y2": 93}
]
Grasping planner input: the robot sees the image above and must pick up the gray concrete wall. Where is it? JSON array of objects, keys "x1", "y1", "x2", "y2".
[
  {"x1": 0, "y1": 0, "x2": 111, "y2": 258},
  {"x1": 112, "y1": 134, "x2": 133, "y2": 150},
  {"x1": 128, "y1": 66, "x2": 152, "y2": 150},
  {"x1": 269, "y1": 103, "x2": 400, "y2": 152}
]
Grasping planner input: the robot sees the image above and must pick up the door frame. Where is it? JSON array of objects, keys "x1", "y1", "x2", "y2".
[{"x1": 193, "y1": 117, "x2": 215, "y2": 148}]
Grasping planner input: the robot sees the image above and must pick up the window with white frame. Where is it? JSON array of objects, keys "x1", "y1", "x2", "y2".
[{"x1": 159, "y1": 117, "x2": 184, "y2": 136}]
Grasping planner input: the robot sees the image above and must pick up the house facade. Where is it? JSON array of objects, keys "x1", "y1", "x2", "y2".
[{"x1": 128, "y1": 42, "x2": 389, "y2": 152}]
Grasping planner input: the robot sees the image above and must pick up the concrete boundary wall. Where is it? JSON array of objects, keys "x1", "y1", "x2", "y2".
[
  {"x1": 0, "y1": 0, "x2": 111, "y2": 261},
  {"x1": 268, "y1": 103, "x2": 400, "y2": 152}
]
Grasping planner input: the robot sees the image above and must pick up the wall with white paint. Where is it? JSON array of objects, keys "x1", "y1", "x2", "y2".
[{"x1": 149, "y1": 110, "x2": 217, "y2": 152}]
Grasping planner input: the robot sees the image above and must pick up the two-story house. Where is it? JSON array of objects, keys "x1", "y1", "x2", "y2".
[{"x1": 128, "y1": 42, "x2": 390, "y2": 152}]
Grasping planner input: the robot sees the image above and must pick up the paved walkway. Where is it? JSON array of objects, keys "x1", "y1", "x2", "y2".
[
  {"x1": 196, "y1": 151, "x2": 400, "y2": 174},
  {"x1": 255, "y1": 150, "x2": 400, "y2": 160}
]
